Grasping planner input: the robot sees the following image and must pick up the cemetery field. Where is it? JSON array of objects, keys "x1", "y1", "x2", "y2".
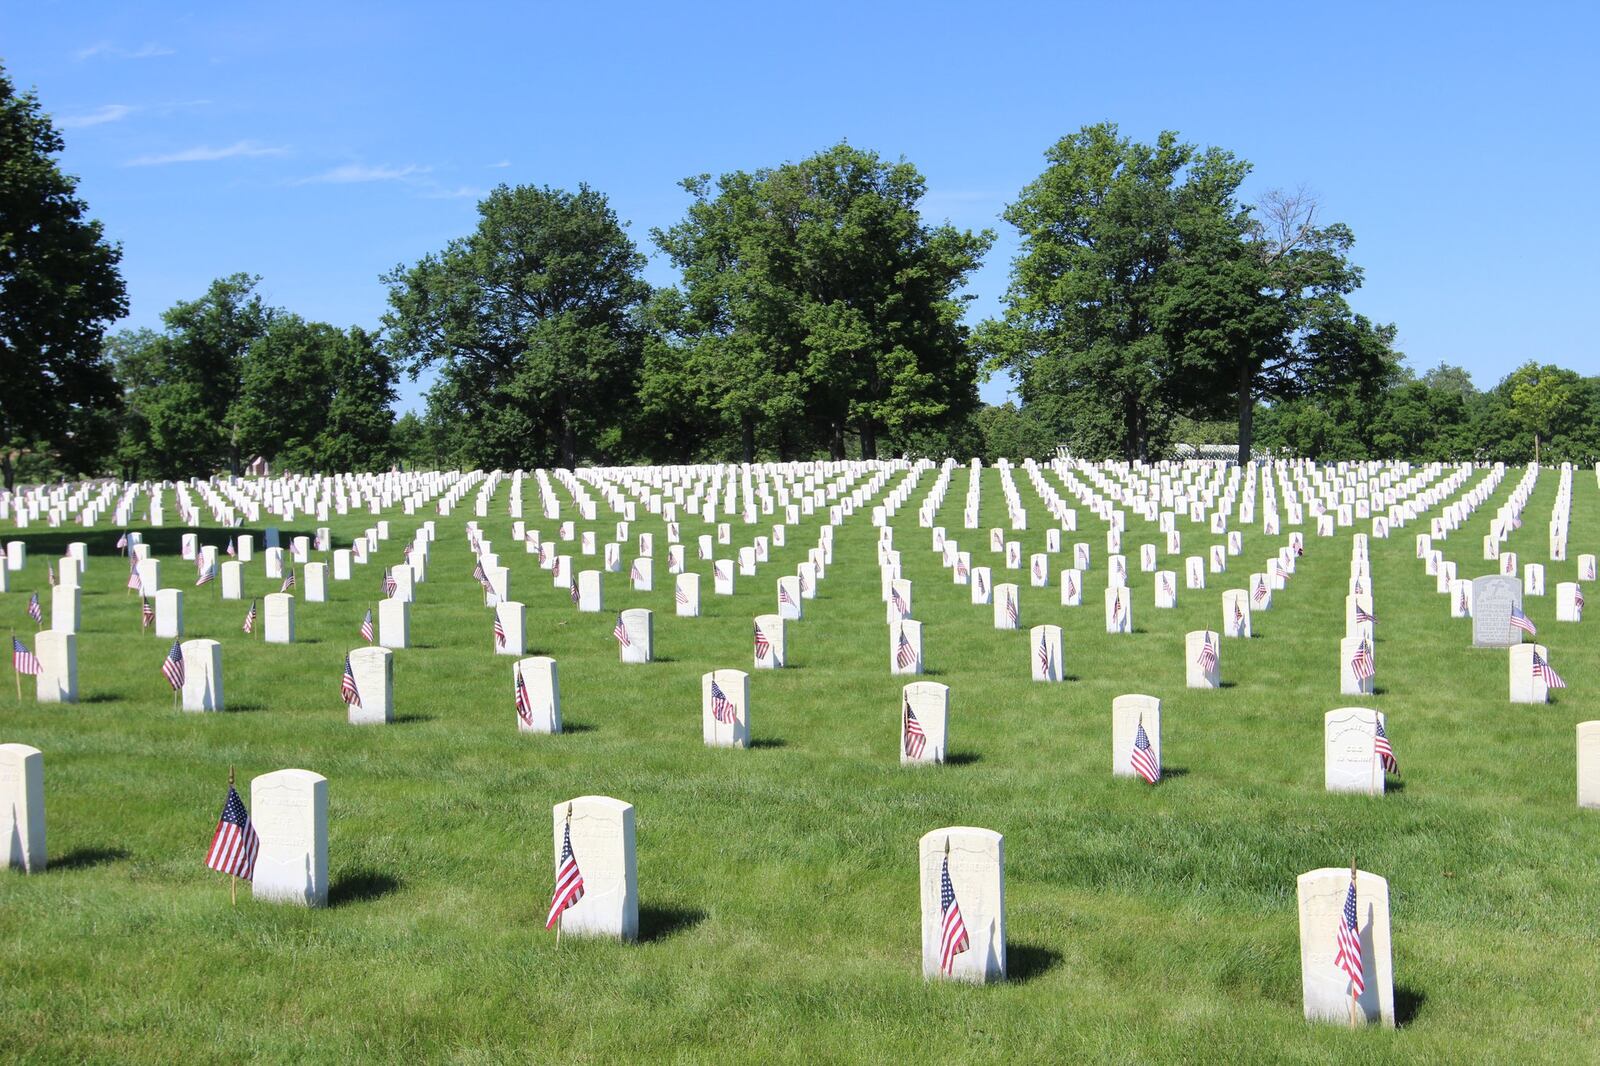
[{"x1": 4, "y1": 465, "x2": 1600, "y2": 1063}]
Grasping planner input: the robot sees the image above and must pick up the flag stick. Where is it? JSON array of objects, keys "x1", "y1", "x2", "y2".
[
  {"x1": 228, "y1": 765, "x2": 239, "y2": 906},
  {"x1": 1347, "y1": 855, "x2": 1361, "y2": 1029},
  {"x1": 12, "y1": 630, "x2": 20, "y2": 701}
]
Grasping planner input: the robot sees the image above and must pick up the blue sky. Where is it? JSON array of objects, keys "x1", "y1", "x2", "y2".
[{"x1": 5, "y1": 1, "x2": 1597, "y2": 413}]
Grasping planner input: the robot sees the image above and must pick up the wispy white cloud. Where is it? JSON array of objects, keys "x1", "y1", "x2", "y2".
[
  {"x1": 294, "y1": 162, "x2": 429, "y2": 185},
  {"x1": 76, "y1": 42, "x2": 175, "y2": 61},
  {"x1": 421, "y1": 184, "x2": 486, "y2": 200},
  {"x1": 58, "y1": 104, "x2": 136, "y2": 129},
  {"x1": 488, "y1": 160, "x2": 511, "y2": 168},
  {"x1": 125, "y1": 140, "x2": 290, "y2": 166}
]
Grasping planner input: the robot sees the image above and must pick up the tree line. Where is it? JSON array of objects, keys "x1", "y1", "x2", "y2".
[{"x1": 4, "y1": 62, "x2": 1597, "y2": 487}]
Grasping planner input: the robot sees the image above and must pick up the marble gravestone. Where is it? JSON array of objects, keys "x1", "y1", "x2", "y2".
[
  {"x1": 1105, "y1": 587, "x2": 1133, "y2": 634},
  {"x1": 515, "y1": 657, "x2": 561, "y2": 734},
  {"x1": 1297, "y1": 867, "x2": 1394, "y2": 1027},
  {"x1": 891, "y1": 619, "x2": 924, "y2": 677},
  {"x1": 495, "y1": 601, "x2": 526, "y2": 657},
  {"x1": 675, "y1": 573, "x2": 700, "y2": 617},
  {"x1": 35, "y1": 631, "x2": 76, "y2": 704},
  {"x1": 752, "y1": 614, "x2": 784, "y2": 670},
  {"x1": 251, "y1": 768, "x2": 328, "y2": 907},
  {"x1": 347, "y1": 647, "x2": 393, "y2": 724},
  {"x1": 50, "y1": 584, "x2": 80, "y2": 634},
  {"x1": 1111, "y1": 694, "x2": 1161, "y2": 780},
  {"x1": 1186, "y1": 630, "x2": 1220, "y2": 689},
  {"x1": 619, "y1": 608, "x2": 653, "y2": 664},
  {"x1": 551, "y1": 797, "x2": 637, "y2": 941},
  {"x1": 577, "y1": 570, "x2": 603, "y2": 612},
  {"x1": 155, "y1": 588, "x2": 183, "y2": 639},
  {"x1": 776, "y1": 576, "x2": 802, "y2": 621},
  {"x1": 703, "y1": 669, "x2": 750, "y2": 748},
  {"x1": 1, "y1": 743, "x2": 46, "y2": 872},
  {"x1": 993, "y1": 584, "x2": 1021, "y2": 630},
  {"x1": 378, "y1": 597, "x2": 409, "y2": 650},
  {"x1": 1579, "y1": 721, "x2": 1600, "y2": 809},
  {"x1": 1324, "y1": 707, "x2": 1387, "y2": 795},
  {"x1": 1510, "y1": 644, "x2": 1552, "y2": 704},
  {"x1": 919, "y1": 827, "x2": 1005, "y2": 983},
  {"x1": 179, "y1": 638, "x2": 224, "y2": 712},
  {"x1": 1030, "y1": 624, "x2": 1063, "y2": 682},
  {"x1": 264, "y1": 593, "x2": 295, "y2": 644},
  {"x1": 901, "y1": 681, "x2": 949, "y2": 765}
]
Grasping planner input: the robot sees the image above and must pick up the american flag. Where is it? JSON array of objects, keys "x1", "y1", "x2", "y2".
[
  {"x1": 1533, "y1": 650, "x2": 1567, "y2": 689},
  {"x1": 196, "y1": 561, "x2": 215, "y2": 586},
  {"x1": 710, "y1": 678, "x2": 737, "y2": 723},
  {"x1": 161, "y1": 640, "x2": 185, "y2": 690},
  {"x1": 1162, "y1": 574, "x2": 1173, "y2": 600},
  {"x1": 1233, "y1": 599, "x2": 1245, "y2": 634},
  {"x1": 361, "y1": 609, "x2": 375, "y2": 643},
  {"x1": 116, "y1": 532, "x2": 128, "y2": 551},
  {"x1": 1577, "y1": 588, "x2": 1586, "y2": 612},
  {"x1": 383, "y1": 569, "x2": 397, "y2": 597},
  {"x1": 569, "y1": 577, "x2": 580, "y2": 604},
  {"x1": 1510, "y1": 606, "x2": 1536, "y2": 636},
  {"x1": 1033, "y1": 557, "x2": 1043, "y2": 579},
  {"x1": 779, "y1": 583, "x2": 795, "y2": 607},
  {"x1": 1066, "y1": 573, "x2": 1077, "y2": 600},
  {"x1": 753, "y1": 622, "x2": 769, "y2": 660},
  {"x1": 280, "y1": 569, "x2": 295, "y2": 593},
  {"x1": 1112, "y1": 593, "x2": 1123, "y2": 625},
  {"x1": 1005, "y1": 591, "x2": 1018, "y2": 627},
  {"x1": 27, "y1": 592, "x2": 42, "y2": 624},
  {"x1": 1254, "y1": 578, "x2": 1267, "y2": 604},
  {"x1": 1374, "y1": 716, "x2": 1398, "y2": 774},
  {"x1": 12, "y1": 636, "x2": 39, "y2": 676},
  {"x1": 1333, "y1": 873, "x2": 1365, "y2": 996},
  {"x1": 975, "y1": 571, "x2": 985, "y2": 597},
  {"x1": 956, "y1": 559, "x2": 968, "y2": 580},
  {"x1": 545, "y1": 822, "x2": 586, "y2": 929},
  {"x1": 1354, "y1": 605, "x2": 1377, "y2": 625},
  {"x1": 472, "y1": 562, "x2": 489, "y2": 591},
  {"x1": 800, "y1": 571, "x2": 810, "y2": 594},
  {"x1": 204, "y1": 785, "x2": 260, "y2": 879},
  {"x1": 937, "y1": 856, "x2": 970, "y2": 976},
  {"x1": 514, "y1": 665, "x2": 535, "y2": 728},
  {"x1": 341, "y1": 655, "x2": 362, "y2": 707},
  {"x1": 1197, "y1": 631, "x2": 1218, "y2": 674},
  {"x1": 141, "y1": 598, "x2": 154, "y2": 629},
  {"x1": 47, "y1": 562, "x2": 55, "y2": 587},
  {"x1": 1505, "y1": 555, "x2": 1516, "y2": 574},
  {"x1": 903, "y1": 695, "x2": 926, "y2": 758},
  {"x1": 1351, "y1": 639, "x2": 1375, "y2": 682},
  {"x1": 613, "y1": 614, "x2": 631, "y2": 648},
  {"x1": 1458, "y1": 586, "x2": 1470, "y2": 615},
  {"x1": 494, "y1": 612, "x2": 508, "y2": 649},
  {"x1": 1036, "y1": 630, "x2": 1051, "y2": 677},
  {"x1": 242, "y1": 599, "x2": 258, "y2": 633},
  {"x1": 715, "y1": 564, "x2": 728, "y2": 584},
  {"x1": 1130, "y1": 719, "x2": 1160, "y2": 783},
  {"x1": 403, "y1": 544, "x2": 414, "y2": 561},
  {"x1": 226, "y1": 538, "x2": 235, "y2": 557},
  {"x1": 895, "y1": 630, "x2": 917, "y2": 670},
  {"x1": 629, "y1": 561, "x2": 641, "y2": 583},
  {"x1": 676, "y1": 584, "x2": 689, "y2": 606},
  {"x1": 891, "y1": 587, "x2": 908, "y2": 619}
]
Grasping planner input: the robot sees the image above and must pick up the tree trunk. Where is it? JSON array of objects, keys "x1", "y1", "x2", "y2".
[
  {"x1": 741, "y1": 415, "x2": 755, "y2": 465},
  {"x1": 0, "y1": 453, "x2": 12, "y2": 493},
  {"x1": 829, "y1": 423, "x2": 846, "y2": 462},
  {"x1": 860, "y1": 421, "x2": 877, "y2": 460},
  {"x1": 561, "y1": 411, "x2": 577, "y2": 469},
  {"x1": 1534, "y1": 432, "x2": 1541, "y2": 465},
  {"x1": 1236, "y1": 366, "x2": 1255, "y2": 466}
]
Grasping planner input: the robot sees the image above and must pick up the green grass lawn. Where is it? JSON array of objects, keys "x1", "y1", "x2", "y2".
[{"x1": 2, "y1": 463, "x2": 1598, "y2": 1063}]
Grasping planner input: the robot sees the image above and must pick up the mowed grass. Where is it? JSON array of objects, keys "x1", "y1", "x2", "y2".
[{"x1": 2, "y1": 463, "x2": 1599, "y2": 1063}]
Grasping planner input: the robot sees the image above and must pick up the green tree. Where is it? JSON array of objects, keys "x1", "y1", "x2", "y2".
[
  {"x1": 382, "y1": 184, "x2": 649, "y2": 469},
  {"x1": 652, "y1": 144, "x2": 992, "y2": 461},
  {"x1": 974, "y1": 402, "x2": 1058, "y2": 461},
  {"x1": 233, "y1": 314, "x2": 338, "y2": 470},
  {"x1": 1504, "y1": 361, "x2": 1580, "y2": 463},
  {"x1": 0, "y1": 64, "x2": 128, "y2": 488},
  {"x1": 980, "y1": 124, "x2": 1245, "y2": 461},
  {"x1": 1158, "y1": 188, "x2": 1397, "y2": 462},
  {"x1": 318, "y1": 327, "x2": 396, "y2": 472}
]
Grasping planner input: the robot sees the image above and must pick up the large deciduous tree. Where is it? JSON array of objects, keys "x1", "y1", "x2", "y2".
[
  {"x1": 382, "y1": 183, "x2": 650, "y2": 469},
  {"x1": 0, "y1": 64, "x2": 128, "y2": 488},
  {"x1": 650, "y1": 144, "x2": 992, "y2": 461}
]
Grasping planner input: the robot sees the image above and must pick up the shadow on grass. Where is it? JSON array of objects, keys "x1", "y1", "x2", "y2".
[
  {"x1": 79, "y1": 693, "x2": 121, "y2": 704},
  {"x1": 1159, "y1": 766, "x2": 1190, "y2": 780},
  {"x1": 1385, "y1": 776, "x2": 1406, "y2": 794},
  {"x1": 1007, "y1": 943, "x2": 1062, "y2": 983},
  {"x1": 559, "y1": 721, "x2": 596, "y2": 734},
  {"x1": 945, "y1": 751, "x2": 980, "y2": 766},
  {"x1": 227, "y1": 702, "x2": 265, "y2": 713},
  {"x1": 1396, "y1": 984, "x2": 1425, "y2": 1026},
  {"x1": 749, "y1": 737, "x2": 786, "y2": 750},
  {"x1": 639, "y1": 904, "x2": 707, "y2": 943},
  {"x1": 393, "y1": 713, "x2": 435, "y2": 725},
  {"x1": 330, "y1": 869, "x2": 402, "y2": 907},
  {"x1": 410, "y1": 643, "x2": 439, "y2": 650},
  {"x1": 51, "y1": 846, "x2": 130, "y2": 870},
  {"x1": 1217, "y1": 680, "x2": 1238, "y2": 690}
]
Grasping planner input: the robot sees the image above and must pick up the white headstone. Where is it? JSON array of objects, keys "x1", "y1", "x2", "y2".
[
  {"x1": 1324, "y1": 707, "x2": 1387, "y2": 795},
  {"x1": 577, "y1": 570, "x2": 603, "y2": 612},
  {"x1": 752, "y1": 614, "x2": 784, "y2": 670},
  {"x1": 901, "y1": 681, "x2": 949, "y2": 765},
  {"x1": 179, "y1": 638, "x2": 224, "y2": 712},
  {"x1": 1029, "y1": 624, "x2": 1063, "y2": 682},
  {"x1": 347, "y1": 647, "x2": 393, "y2": 724},
  {"x1": 1509, "y1": 643, "x2": 1551, "y2": 704},
  {"x1": 515, "y1": 657, "x2": 561, "y2": 734},
  {"x1": 1222, "y1": 588, "x2": 1252, "y2": 638},
  {"x1": 1186, "y1": 630, "x2": 1220, "y2": 689},
  {"x1": 703, "y1": 669, "x2": 750, "y2": 748},
  {"x1": 675, "y1": 573, "x2": 700, "y2": 617},
  {"x1": 919, "y1": 827, "x2": 1004, "y2": 983},
  {"x1": 891, "y1": 619, "x2": 923, "y2": 676},
  {"x1": 1297, "y1": 867, "x2": 1394, "y2": 1026},
  {"x1": 304, "y1": 562, "x2": 328, "y2": 603},
  {"x1": 550, "y1": 797, "x2": 637, "y2": 941},
  {"x1": 619, "y1": 608, "x2": 652, "y2": 664},
  {"x1": 49, "y1": 584, "x2": 80, "y2": 634},
  {"x1": 993, "y1": 583, "x2": 1020, "y2": 630},
  {"x1": 1112, "y1": 694, "x2": 1161, "y2": 780},
  {"x1": 250, "y1": 768, "x2": 328, "y2": 907},
  {"x1": 35, "y1": 630, "x2": 76, "y2": 704},
  {"x1": 495, "y1": 601, "x2": 526, "y2": 656},
  {"x1": 1579, "y1": 721, "x2": 1600, "y2": 809},
  {"x1": 0, "y1": 743, "x2": 46, "y2": 872},
  {"x1": 264, "y1": 593, "x2": 295, "y2": 644}
]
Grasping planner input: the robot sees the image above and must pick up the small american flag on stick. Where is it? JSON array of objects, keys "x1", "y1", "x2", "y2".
[
  {"x1": 204, "y1": 779, "x2": 260, "y2": 881},
  {"x1": 710, "y1": 678, "x2": 737, "y2": 724},
  {"x1": 903, "y1": 694, "x2": 926, "y2": 759},
  {"x1": 161, "y1": 640, "x2": 185, "y2": 691},
  {"x1": 1533, "y1": 650, "x2": 1567, "y2": 689},
  {"x1": 514, "y1": 665, "x2": 534, "y2": 728},
  {"x1": 753, "y1": 622, "x2": 768, "y2": 660},
  {"x1": 360, "y1": 609, "x2": 374, "y2": 643},
  {"x1": 141, "y1": 598, "x2": 155, "y2": 630},
  {"x1": 242, "y1": 599, "x2": 258, "y2": 634},
  {"x1": 938, "y1": 853, "x2": 969, "y2": 976},
  {"x1": 1374, "y1": 716, "x2": 1398, "y2": 774},
  {"x1": 546, "y1": 819, "x2": 586, "y2": 930},
  {"x1": 340, "y1": 655, "x2": 362, "y2": 707},
  {"x1": 613, "y1": 614, "x2": 631, "y2": 648},
  {"x1": 12, "y1": 636, "x2": 40, "y2": 676},
  {"x1": 27, "y1": 593, "x2": 42, "y2": 624},
  {"x1": 1130, "y1": 719, "x2": 1160, "y2": 783},
  {"x1": 895, "y1": 630, "x2": 917, "y2": 670},
  {"x1": 1351, "y1": 640, "x2": 1375, "y2": 682},
  {"x1": 1510, "y1": 606, "x2": 1536, "y2": 636},
  {"x1": 1334, "y1": 868, "x2": 1365, "y2": 997},
  {"x1": 1197, "y1": 631, "x2": 1217, "y2": 675}
]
